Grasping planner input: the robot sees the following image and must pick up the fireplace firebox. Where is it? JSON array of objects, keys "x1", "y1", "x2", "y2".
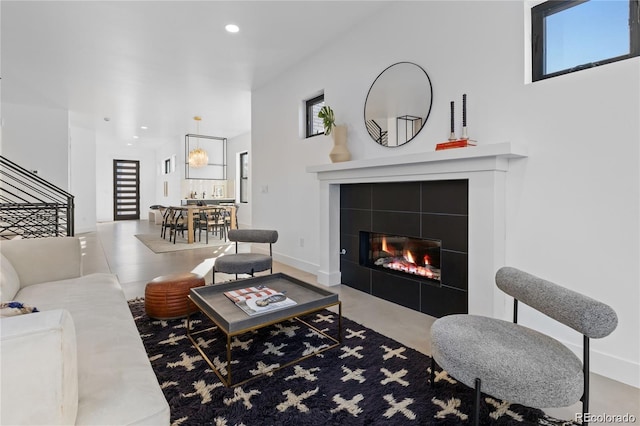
[
  {"x1": 361, "y1": 232, "x2": 441, "y2": 283},
  {"x1": 340, "y1": 180, "x2": 468, "y2": 317}
]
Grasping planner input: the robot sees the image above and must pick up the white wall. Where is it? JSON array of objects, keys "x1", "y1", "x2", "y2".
[
  {"x1": 3, "y1": 103, "x2": 160, "y2": 226},
  {"x1": 227, "y1": 131, "x2": 251, "y2": 227},
  {"x1": 251, "y1": 1, "x2": 639, "y2": 387},
  {"x1": 69, "y1": 124, "x2": 97, "y2": 233},
  {"x1": 2, "y1": 102, "x2": 69, "y2": 189},
  {"x1": 155, "y1": 141, "x2": 183, "y2": 207},
  {"x1": 1, "y1": 103, "x2": 98, "y2": 233}
]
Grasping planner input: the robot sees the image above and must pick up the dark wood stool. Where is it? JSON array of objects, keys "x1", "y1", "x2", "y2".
[{"x1": 144, "y1": 272, "x2": 205, "y2": 320}]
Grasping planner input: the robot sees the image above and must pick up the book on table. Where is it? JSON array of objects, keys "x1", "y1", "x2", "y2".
[
  {"x1": 224, "y1": 286, "x2": 296, "y2": 316},
  {"x1": 435, "y1": 139, "x2": 477, "y2": 150}
]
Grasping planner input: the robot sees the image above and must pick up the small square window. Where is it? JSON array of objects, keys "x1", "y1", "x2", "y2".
[
  {"x1": 305, "y1": 94, "x2": 325, "y2": 138},
  {"x1": 532, "y1": 0, "x2": 639, "y2": 81}
]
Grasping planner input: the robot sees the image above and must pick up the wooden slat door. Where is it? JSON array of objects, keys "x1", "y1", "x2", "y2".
[{"x1": 113, "y1": 159, "x2": 140, "y2": 220}]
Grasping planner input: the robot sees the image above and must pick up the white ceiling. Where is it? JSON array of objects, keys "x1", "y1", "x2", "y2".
[{"x1": 1, "y1": 1, "x2": 389, "y2": 149}]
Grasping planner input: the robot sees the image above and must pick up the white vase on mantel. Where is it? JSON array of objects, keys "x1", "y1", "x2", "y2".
[{"x1": 329, "y1": 125, "x2": 351, "y2": 163}]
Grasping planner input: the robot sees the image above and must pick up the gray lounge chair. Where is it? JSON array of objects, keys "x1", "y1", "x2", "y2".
[
  {"x1": 430, "y1": 266, "x2": 618, "y2": 425},
  {"x1": 212, "y1": 229, "x2": 278, "y2": 282}
]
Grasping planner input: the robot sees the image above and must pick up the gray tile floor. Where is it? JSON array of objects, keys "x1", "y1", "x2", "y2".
[{"x1": 83, "y1": 220, "x2": 639, "y2": 423}]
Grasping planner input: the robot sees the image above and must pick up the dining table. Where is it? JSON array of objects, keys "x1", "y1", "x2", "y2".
[{"x1": 170, "y1": 204, "x2": 236, "y2": 244}]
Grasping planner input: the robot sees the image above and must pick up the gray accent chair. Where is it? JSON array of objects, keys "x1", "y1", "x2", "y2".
[
  {"x1": 212, "y1": 229, "x2": 278, "y2": 282},
  {"x1": 430, "y1": 266, "x2": 617, "y2": 426}
]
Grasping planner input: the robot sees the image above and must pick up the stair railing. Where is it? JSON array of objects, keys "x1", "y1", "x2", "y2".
[
  {"x1": 0, "y1": 155, "x2": 74, "y2": 239},
  {"x1": 365, "y1": 119, "x2": 388, "y2": 146}
]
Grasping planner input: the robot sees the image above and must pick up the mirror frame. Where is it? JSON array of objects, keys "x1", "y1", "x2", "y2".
[{"x1": 364, "y1": 62, "x2": 433, "y2": 148}]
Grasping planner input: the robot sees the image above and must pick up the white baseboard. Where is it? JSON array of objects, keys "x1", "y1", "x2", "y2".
[
  {"x1": 316, "y1": 270, "x2": 342, "y2": 286},
  {"x1": 252, "y1": 246, "x2": 319, "y2": 277},
  {"x1": 564, "y1": 340, "x2": 639, "y2": 389},
  {"x1": 252, "y1": 247, "x2": 341, "y2": 286},
  {"x1": 274, "y1": 252, "x2": 318, "y2": 276},
  {"x1": 75, "y1": 225, "x2": 97, "y2": 234}
]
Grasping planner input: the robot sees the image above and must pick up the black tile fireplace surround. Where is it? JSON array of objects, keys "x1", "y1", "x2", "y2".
[{"x1": 340, "y1": 180, "x2": 468, "y2": 318}]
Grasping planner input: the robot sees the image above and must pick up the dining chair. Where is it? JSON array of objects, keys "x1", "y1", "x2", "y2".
[
  {"x1": 195, "y1": 212, "x2": 211, "y2": 244},
  {"x1": 206, "y1": 208, "x2": 227, "y2": 241},
  {"x1": 170, "y1": 210, "x2": 187, "y2": 244},
  {"x1": 218, "y1": 203, "x2": 238, "y2": 231},
  {"x1": 160, "y1": 208, "x2": 175, "y2": 240}
]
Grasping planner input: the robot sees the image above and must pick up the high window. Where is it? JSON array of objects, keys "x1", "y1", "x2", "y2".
[
  {"x1": 305, "y1": 94, "x2": 325, "y2": 138},
  {"x1": 239, "y1": 152, "x2": 248, "y2": 203},
  {"x1": 532, "y1": 0, "x2": 639, "y2": 81}
]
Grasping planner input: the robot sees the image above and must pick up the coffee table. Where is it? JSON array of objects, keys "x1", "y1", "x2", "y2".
[{"x1": 187, "y1": 273, "x2": 341, "y2": 387}]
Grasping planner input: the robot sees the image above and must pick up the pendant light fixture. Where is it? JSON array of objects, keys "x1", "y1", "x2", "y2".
[{"x1": 188, "y1": 116, "x2": 208, "y2": 168}]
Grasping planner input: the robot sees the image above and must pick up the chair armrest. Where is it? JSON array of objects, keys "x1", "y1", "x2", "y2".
[
  {"x1": 0, "y1": 237, "x2": 82, "y2": 287},
  {"x1": 0, "y1": 309, "x2": 79, "y2": 425}
]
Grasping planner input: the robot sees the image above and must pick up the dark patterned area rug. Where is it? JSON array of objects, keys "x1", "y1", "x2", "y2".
[{"x1": 128, "y1": 299, "x2": 576, "y2": 425}]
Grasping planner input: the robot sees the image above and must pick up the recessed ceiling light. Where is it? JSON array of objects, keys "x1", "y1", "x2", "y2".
[
  {"x1": 140, "y1": 126, "x2": 148, "y2": 130},
  {"x1": 225, "y1": 24, "x2": 239, "y2": 33},
  {"x1": 127, "y1": 143, "x2": 132, "y2": 146},
  {"x1": 133, "y1": 135, "x2": 139, "y2": 139}
]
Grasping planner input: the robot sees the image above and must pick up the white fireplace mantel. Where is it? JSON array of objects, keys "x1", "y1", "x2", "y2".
[
  {"x1": 307, "y1": 142, "x2": 528, "y2": 319},
  {"x1": 307, "y1": 142, "x2": 527, "y2": 178}
]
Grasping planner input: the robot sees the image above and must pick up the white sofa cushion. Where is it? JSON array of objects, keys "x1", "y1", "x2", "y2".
[
  {"x1": 0, "y1": 236, "x2": 82, "y2": 287},
  {"x1": 0, "y1": 253, "x2": 21, "y2": 302},
  {"x1": 1, "y1": 309, "x2": 79, "y2": 425},
  {"x1": 16, "y1": 273, "x2": 170, "y2": 425}
]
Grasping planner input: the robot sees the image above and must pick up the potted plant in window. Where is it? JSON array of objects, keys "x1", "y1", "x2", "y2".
[{"x1": 319, "y1": 105, "x2": 350, "y2": 163}]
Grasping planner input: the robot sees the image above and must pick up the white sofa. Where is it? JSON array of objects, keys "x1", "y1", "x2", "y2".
[{"x1": 0, "y1": 237, "x2": 170, "y2": 425}]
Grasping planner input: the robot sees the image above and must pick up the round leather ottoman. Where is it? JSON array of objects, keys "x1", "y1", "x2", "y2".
[{"x1": 144, "y1": 272, "x2": 205, "y2": 320}]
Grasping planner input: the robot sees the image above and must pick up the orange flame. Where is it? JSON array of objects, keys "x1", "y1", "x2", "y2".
[
  {"x1": 404, "y1": 250, "x2": 415, "y2": 264},
  {"x1": 381, "y1": 236, "x2": 388, "y2": 253}
]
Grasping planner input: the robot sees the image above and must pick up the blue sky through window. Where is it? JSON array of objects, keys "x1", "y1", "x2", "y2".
[{"x1": 545, "y1": 0, "x2": 629, "y2": 74}]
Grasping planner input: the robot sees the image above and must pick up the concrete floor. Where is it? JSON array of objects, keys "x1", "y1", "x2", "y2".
[{"x1": 83, "y1": 220, "x2": 639, "y2": 424}]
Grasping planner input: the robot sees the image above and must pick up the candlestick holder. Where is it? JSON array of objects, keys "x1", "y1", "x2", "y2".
[
  {"x1": 448, "y1": 101, "x2": 457, "y2": 140},
  {"x1": 437, "y1": 93, "x2": 476, "y2": 150}
]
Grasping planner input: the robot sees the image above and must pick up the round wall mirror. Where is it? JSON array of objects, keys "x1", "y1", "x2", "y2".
[{"x1": 364, "y1": 62, "x2": 433, "y2": 147}]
